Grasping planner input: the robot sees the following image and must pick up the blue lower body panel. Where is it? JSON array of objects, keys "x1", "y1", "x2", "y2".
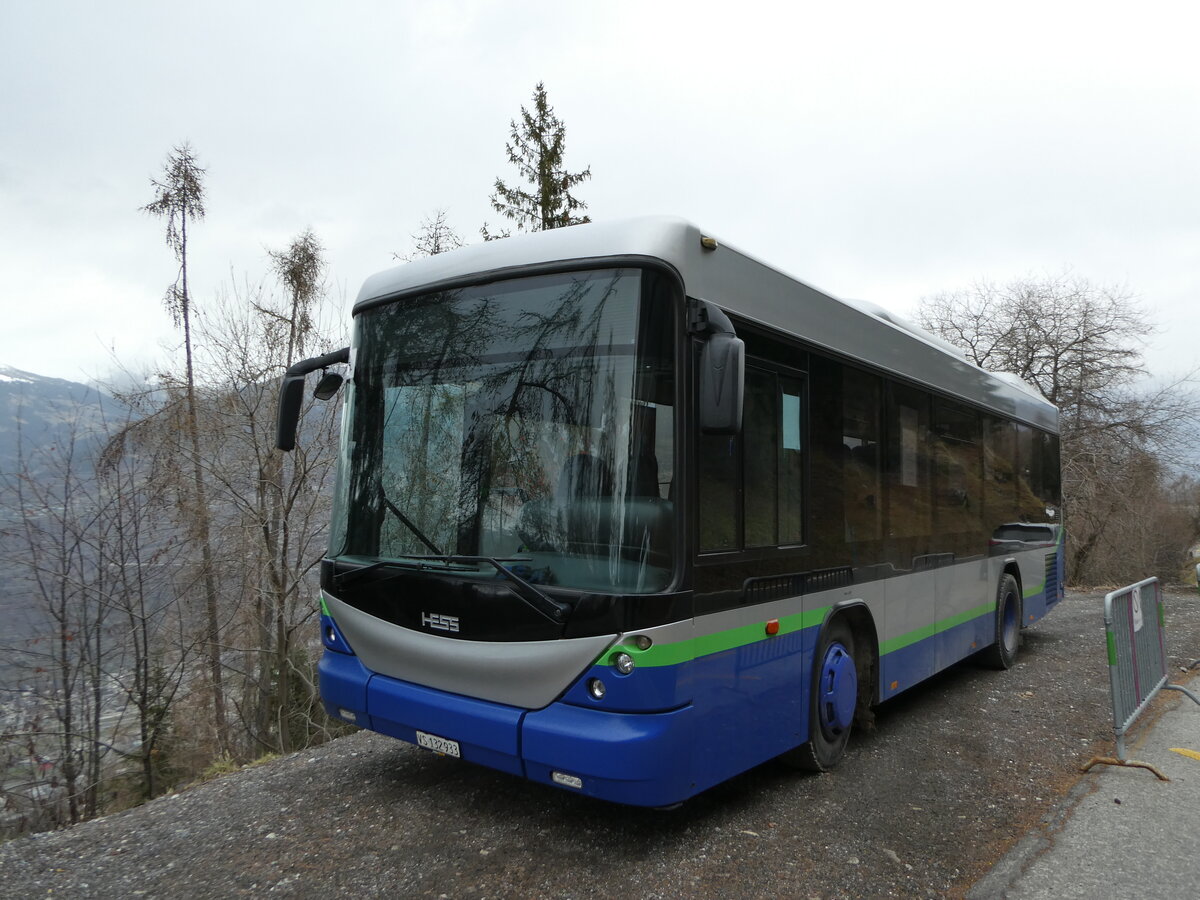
[
  {"x1": 522, "y1": 703, "x2": 694, "y2": 807},
  {"x1": 367, "y1": 671, "x2": 525, "y2": 777},
  {"x1": 319, "y1": 649, "x2": 695, "y2": 806}
]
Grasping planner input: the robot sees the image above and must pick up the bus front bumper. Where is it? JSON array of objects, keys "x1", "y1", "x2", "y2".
[{"x1": 319, "y1": 649, "x2": 696, "y2": 807}]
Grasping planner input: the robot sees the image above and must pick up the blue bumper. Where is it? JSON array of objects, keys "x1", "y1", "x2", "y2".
[{"x1": 319, "y1": 650, "x2": 695, "y2": 807}]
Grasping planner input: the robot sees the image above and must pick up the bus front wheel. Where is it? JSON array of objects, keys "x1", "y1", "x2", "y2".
[
  {"x1": 782, "y1": 617, "x2": 858, "y2": 772},
  {"x1": 979, "y1": 573, "x2": 1021, "y2": 670}
]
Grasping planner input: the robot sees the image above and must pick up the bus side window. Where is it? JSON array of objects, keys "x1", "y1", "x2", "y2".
[
  {"x1": 779, "y1": 377, "x2": 804, "y2": 544},
  {"x1": 1040, "y1": 432, "x2": 1061, "y2": 514},
  {"x1": 744, "y1": 368, "x2": 779, "y2": 547},
  {"x1": 843, "y1": 368, "x2": 882, "y2": 543},
  {"x1": 1015, "y1": 424, "x2": 1044, "y2": 521},
  {"x1": 885, "y1": 385, "x2": 932, "y2": 542},
  {"x1": 982, "y1": 416, "x2": 1018, "y2": 529},
  {"x1": 932, "y1": 400, "x2": 983, "y2": 542},
  {"x1": 698, "y1": 430, "x2": 738, "y2": 551},
  {"x1": 697, "y1": 355, "x2": 806, "y2": 553}
]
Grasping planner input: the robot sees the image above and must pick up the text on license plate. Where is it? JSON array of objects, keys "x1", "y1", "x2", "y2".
[{"x1": 415, "y1": 730, "x2": 461, "y2": 758}]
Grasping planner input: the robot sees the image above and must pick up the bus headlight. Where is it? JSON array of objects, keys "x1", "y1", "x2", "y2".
[{"x1": 613, "y1": 652, "x2": 636, "y2": 675}]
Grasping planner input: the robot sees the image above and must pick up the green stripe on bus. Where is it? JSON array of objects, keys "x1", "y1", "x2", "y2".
[
  {"x1": 601, "y1": 606, "x2": 831, "y2": 668},
  {"x1": 603, "y1": 596, "x2": 1005, "y2": 669},
  {"x1": 320, "y1": 596, "x2": 330, "y2": 617},
  {"x1": 878, "y1": 601, "x2": 996, "y2": 656}
]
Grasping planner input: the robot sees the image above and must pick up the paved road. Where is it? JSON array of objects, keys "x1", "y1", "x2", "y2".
[
  {"x1": 1, "y1": 589, "x2": 1197, "y2": 898},
  {"x1": 970, "y1": 677, "x2": 1200, "y2": 899}
]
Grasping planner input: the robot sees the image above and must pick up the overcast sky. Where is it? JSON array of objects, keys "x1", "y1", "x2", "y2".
[{"x1": 2, "y1": 0, "x2": 1197, "y2": 387}]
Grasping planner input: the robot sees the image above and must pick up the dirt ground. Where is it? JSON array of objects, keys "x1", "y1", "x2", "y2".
[{"x1": 2, "y1": 588, "x2": 1197, "y2": 899}]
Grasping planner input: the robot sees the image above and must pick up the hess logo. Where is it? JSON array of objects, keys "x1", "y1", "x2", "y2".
[{"x1": 421, "y1": 612, "x2": 460, "y2": 633}]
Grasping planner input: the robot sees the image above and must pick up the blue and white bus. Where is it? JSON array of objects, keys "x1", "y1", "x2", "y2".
[{"x1": 277, "y1": 218, "x2": 1063, "y2": 807}]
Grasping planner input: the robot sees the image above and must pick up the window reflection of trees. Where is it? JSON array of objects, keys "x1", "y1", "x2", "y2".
[{"x1": 344, "y1": 270, "x2": 672, "y2": 591}]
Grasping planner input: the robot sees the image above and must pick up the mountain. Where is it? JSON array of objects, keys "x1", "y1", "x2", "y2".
[{"x1": 0, "y1": 366, "x2": 126, "y2": 481}]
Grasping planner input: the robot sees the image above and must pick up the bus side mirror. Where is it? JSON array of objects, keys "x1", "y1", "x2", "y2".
[
  {"x1": 313, "y1": 371, "x2": 344, "y2": 401},
  {"x1": 699, "y1": 332, "x2": 744, "y2": 434},
  {"x1": 275, "y1": 346, "x2": 350, "y2": 452},
  {"x1": 276, "y1": 373, "x2": 307, "y2": 451}
]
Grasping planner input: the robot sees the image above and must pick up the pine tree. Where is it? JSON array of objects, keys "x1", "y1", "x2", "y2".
[
  {"x1": 486, "y1": 82, "x2": 592, "y2": 236},
  {"x1": 142, "y1": 143, "x2": 231, "y2": 754}
]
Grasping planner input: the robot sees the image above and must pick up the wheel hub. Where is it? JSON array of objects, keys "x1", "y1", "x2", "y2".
[{"x1": 818, "y1": 641, "x2": 857, "y2": 737}]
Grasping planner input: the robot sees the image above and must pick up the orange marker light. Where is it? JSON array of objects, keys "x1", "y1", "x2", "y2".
[{"x1": 765, "y1": 619, "x2": 780, "y2": 636}]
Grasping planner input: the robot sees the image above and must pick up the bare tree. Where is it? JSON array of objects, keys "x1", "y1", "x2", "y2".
[
  {"x1": 2, "y1": 407, "x2": 114, "y2": 827},
  {"x1": 394, "y1": 210, "x2": 465, "y2": 261},
  {"x1": 212, "y1": 231, "x2": 340, "y2": 753},
  {"x1": 142, "y1": 143, "x2": 230, "y2": 753},
  {"x1": 96, "y1": 421, "x2": 192, "y2": 801},
  {"x1": 918, "y1": 273, "x2": 1200, "y2": 584}
]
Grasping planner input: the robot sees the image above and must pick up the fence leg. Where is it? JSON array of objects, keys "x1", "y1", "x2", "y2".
[
  {"x1": 1079, "y1": 756, "x2": 1170, "y2": 781},
  {"x1": 1161, "y1": 683, "x2": 1200, "y2": 706}
]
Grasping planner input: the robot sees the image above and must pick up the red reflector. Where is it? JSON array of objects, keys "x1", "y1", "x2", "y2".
[{"x1": 765, "y1": 619, "x2": 780, "y2": 636}]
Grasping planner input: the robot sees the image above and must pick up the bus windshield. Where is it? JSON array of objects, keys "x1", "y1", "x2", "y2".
[{"x1": 332, "y1": 268, "x2": 677, "y2": 594}]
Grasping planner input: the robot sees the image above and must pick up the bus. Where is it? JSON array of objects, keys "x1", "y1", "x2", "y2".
[{"x1": 276, "y1": 217, "x2": 1063, "y2": 807}]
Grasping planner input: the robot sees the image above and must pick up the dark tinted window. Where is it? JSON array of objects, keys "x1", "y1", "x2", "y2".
[
  {"x1": 932, "y1": 401, "x2": 983, "y2": 538},
  {"x1": 697, "y1": 354, "x2": 806, "y2": 553},
  {"x1": 843, "y1": 368, "x2": 882, "y2": 543},
  {"x1": 885, "y1": 384, "x2": 932, "y2": 540},
  {"x1": 744, "y1": 368, "x2": 779, "y2": 547},
  {"x1": 982, "y1": 417, "x2": 1018, "y2": 529}
]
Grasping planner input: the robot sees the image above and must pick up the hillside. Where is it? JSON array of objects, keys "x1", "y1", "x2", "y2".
[
  {"x1": 0, "y1": 366, "x2": 127, "y2": 675},
  {"x1": 0, "y1": 366, "x2": 124, "y2": 482}
]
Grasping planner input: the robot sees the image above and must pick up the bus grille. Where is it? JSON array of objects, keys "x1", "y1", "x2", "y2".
[
  {"x1": 742, "y1": 566, "x2": 854, "y2": 605},
  {"x1": 1044, "y1": 552, "x2": 1060, "y2": 605}
]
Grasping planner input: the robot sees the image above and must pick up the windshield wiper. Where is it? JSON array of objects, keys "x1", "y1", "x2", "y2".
[
  {"x1": 380, "y1": 489, "x2": 443, "y2": 556},
  {"x1": 334, "y1": 554, "x2": 569, "y2": 624},
  {"x1": 445, "y1": 555, "x2": 569, "y2": 623}
]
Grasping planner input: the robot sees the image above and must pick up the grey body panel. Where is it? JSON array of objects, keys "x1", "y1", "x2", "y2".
[
  {"x1": 683, "y1": 546, "x2": 1050, "y2": 649},
  {"x1": 354, "y1": 217, "x2": 1057, "y2": 433},
  {"x1": 324, "y1": 592, "x2": 616, "y2": 709}
]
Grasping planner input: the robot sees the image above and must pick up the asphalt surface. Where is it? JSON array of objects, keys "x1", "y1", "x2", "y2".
[{"x1": 0, "y1": 588, "x2": 1197, "y2": 898}]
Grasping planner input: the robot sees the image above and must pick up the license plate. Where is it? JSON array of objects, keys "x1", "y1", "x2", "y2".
[{"x1": 415, "y1": 730, "x2": 461, "y2": 758}]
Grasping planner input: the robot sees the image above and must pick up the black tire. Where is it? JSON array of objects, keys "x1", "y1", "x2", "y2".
[
  {"x1": 781, "y1": 617, "x2": 859, "y2": 772},
  {"x1": 979, "y1": 573, "x2": 1021, "y2": 669}
]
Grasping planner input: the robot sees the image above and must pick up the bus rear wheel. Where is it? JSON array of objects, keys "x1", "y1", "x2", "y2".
[
  {"x1": 782, "y1": 617, "x2": 858, "y2": 772},
  {"x1": 979, "y1": 573, "x2": 1021, "y2": 670}
]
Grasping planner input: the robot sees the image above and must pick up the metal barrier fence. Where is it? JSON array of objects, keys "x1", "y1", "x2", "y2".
[{"x1": 1082, "y1": 577, "x2": 1200, "y2": 779}]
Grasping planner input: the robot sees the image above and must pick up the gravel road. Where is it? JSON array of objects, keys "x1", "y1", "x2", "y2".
[{"x1": 2, "y1": 589, "x2": 1197, "y2": 899}]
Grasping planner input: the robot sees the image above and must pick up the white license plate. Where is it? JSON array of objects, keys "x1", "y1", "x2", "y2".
[{"x1": 415, "y1": 730, "x2": 461, "y2": 758}]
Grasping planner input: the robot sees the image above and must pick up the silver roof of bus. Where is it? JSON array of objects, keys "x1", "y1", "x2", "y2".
[{"x1": 353, "y1": 216, "x2": 1057, "y2": 432}]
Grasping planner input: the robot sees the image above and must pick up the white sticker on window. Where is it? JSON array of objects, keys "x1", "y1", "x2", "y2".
[{"x1": 783, "y1": 393, "x2": 801, "y2": 450}]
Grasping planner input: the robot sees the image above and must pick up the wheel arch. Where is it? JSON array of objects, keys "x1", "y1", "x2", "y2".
[{"x1": 823, "y1": 600, "x2": 880, "y2": 708}]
